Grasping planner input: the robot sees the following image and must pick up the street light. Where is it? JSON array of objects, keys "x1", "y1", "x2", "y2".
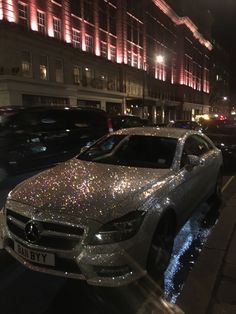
[{"x1": 156, "y1": 55, "x2": 165, "y2": 64}]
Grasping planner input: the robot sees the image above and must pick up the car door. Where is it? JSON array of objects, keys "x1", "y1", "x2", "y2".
[
  {"x1": 173, "y1": 135, "x2": 211, "y2": 224},
  {"x1": 191, "y1": 134, "x2": 219, "y2": 199}
]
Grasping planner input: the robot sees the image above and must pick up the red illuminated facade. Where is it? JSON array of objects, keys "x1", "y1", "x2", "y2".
[{"x1": 0, "y1": 0, "x2": 213, "y2": 122}]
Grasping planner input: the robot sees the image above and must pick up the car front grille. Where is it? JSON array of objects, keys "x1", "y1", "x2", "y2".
[{"x1": 6, "y1": 208, "x2": 84, "y2": 251}]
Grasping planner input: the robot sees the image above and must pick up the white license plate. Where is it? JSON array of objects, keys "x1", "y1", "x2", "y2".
[{"x1": 14, "y1": 241, "x2": 55, "y2": 266}]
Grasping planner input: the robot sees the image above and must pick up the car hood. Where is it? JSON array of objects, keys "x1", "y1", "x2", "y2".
[{"x1": 8, "y1": 158, "x2": 170, "y2": 223}]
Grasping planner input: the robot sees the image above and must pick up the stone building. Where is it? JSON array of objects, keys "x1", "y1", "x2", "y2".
[{"x1": 0, "y1": 0, "x2": 213, "y2": 123}]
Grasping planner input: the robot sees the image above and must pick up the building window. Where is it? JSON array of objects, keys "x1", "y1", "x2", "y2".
[
  {"x1": 40, "y1": 55, "x2": 49, "y2": 80},
  {"x1": 99, "y1": 1, "x2": 107, "y2": 30},
  {"x1": 110, "y1": 46, "x2": 116, "y2": 62},
  {"x1": 73, "y1": 65, "x2": 81, "y2": 84},
  {"x1": 101, "y1": 41, "x2": 107, "y2": 58},
  {"x1": 133, "y1": 54, "x2": 138, "y2": 68},
  {"x1": 85, "y1": 34, "x2": 93, "y2": 53},
  {"x1": 53, "y1": 17, "x2": 61, "y2": 39},
  {"x1": 72, "y1": 29, "x2": 81, "y2": 49},
  {"x1": 127, "y1": 51, "x2": 132, "y2": 65},
  {"x1": 203, "y1": 68, "x2": 209, "y2": 93},
  {"x1": 21, "y1": 51, "x2": 32, "y2": 77},
  {"x1": 18, "y1": 2, "x2": 28, "y2": 27},
  {"x1": 185, "y1": 55, "x2": 193, "y2": 87},
  {"x1": 71, "y1": 0, "x2": 81, "y2": 17},
  {"x1": 84, "y1": 0, "x2": 93, "y2": 24},
  {"x1": 37, "y1": 10, "x2": 46, "y2": 34},
  {"x1": 197, "y1": 65, "x2": 202, "y2": 91},
  {"x1": 109, "y1": 7, "x2": 117, "y2": 35},
  {"x1": 55, "y1": 59, "x2": 63, "y2": 83},
  {"x1": 82, "y1": 67, "x2": 93, "y2": 86}
]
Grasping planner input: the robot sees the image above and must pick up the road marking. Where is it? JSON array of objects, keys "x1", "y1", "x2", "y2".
[{"x1": 222, "y1": 176, "x2": 235, "y2": 192}]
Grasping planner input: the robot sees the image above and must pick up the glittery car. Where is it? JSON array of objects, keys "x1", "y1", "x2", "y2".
[{"x1": 0, "y1": 127, "x2": 223, "y2": 287}]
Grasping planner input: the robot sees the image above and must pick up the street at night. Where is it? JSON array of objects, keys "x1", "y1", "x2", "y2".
[{"x1": 1, "y1": 0, "x2": 236, "y2": 313}]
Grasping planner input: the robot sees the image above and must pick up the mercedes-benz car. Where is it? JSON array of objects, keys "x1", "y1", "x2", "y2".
[{"x1": 0, "y1": 127, "x2": 223, "y2": 287}]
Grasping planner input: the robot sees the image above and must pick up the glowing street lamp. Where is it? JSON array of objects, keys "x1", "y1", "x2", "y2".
[
  {"x1": 156, "y1": 55, "x2": 165, "y2": 64},
  {"x1": 223, "y1": 96, "x2": 228, "y2": 101}
]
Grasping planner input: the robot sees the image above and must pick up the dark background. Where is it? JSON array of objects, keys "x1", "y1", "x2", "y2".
[{"x1": 209, "y1": 0, "x2": 236, "y2": 100}]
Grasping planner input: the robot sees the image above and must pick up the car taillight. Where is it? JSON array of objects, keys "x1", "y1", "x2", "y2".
[{"x1": 107, "y1": 118, "x2": 113, "y2": 133}]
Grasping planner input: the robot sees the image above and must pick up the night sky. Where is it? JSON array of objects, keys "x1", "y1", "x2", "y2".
[{"x1": 208, "y1": 0, "x2": 236, "y2": 98}]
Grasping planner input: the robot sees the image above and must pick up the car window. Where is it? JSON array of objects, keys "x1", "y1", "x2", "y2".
[
  {"x1": 193, "y1": 135, "x2": 214, "y2": 151},
  {"x1": 5, "y1": 111, "x2": 66, "y2": 131},
  {"x1": 112, "y1": 116, "x2": 142, "y2": 129},
  {"x1": 4, "y1": 109, "x2": 107, "y2": 131},
  {"x1": 180, "y1": 135, "x2": 211, "y2": 168},
  {"x1": 79, "y1": 134, "x2": 177, "y2": 169},
  {"x1": 171, "y1": 121, "x2": 200, "y2": 130},
  {"x1": 67, "y1": 110, "x2": 107, "y2": 129},
  {"x1": 80, "y1": 135, "x2": 126, "y2": 158}
]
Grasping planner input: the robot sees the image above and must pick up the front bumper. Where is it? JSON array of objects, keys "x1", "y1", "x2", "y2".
[
  {"x1": 3, "y1": 237, "x2": 146, "y2": 287},
  {"x1": 2, "y1": 217, "x2": 148, "y2": 287}
]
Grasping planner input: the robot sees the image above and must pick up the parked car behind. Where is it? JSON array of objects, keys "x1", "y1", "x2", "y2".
[
  {"x1": 111, "y1": 114, "x2": 144, "y2": 130},
  {"x1": 168, "y1": 120, "x2": 202, "y2": 132},
  {"x1": 0, "y1": 106, "x2": 111, "y2": 182},
  {"x1": 0, "y1": 127, "x2": 223, "y2": 287},
  {"x1": 202, "y1": 119, "x2": 236, "y2": 166}
]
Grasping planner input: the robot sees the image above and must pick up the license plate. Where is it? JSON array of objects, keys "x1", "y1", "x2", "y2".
[{"x1": 14, "y1": 241, "x2": 55, "y2": 266}]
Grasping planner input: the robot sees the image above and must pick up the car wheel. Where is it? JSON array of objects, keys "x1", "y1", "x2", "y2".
[
  {"x1": 210, "y1": 171, "x2": 223, "y2": 204},
  {"x1": 147, "y1": 214, "x2": 175, "y2": 281}
]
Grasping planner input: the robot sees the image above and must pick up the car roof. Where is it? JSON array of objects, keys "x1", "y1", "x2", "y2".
[
  {"x1": 112, "y1": 114, "x2": 141, "y2": 119},
  {"x1": 172, "y1": 120, "x2": 198, "y2": 124},
  {"x1": 113, "y1": 127, "x2": 196, "y2": 139}
]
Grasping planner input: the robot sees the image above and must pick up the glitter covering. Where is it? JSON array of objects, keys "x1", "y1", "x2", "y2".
[{"x1": 1, "y1": 128, "x2": 223, "y2": 287}]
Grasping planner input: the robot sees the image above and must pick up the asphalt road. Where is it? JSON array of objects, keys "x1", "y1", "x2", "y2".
[{"x1": 0, "y1": 170, "x2": 235, "y2": 314}]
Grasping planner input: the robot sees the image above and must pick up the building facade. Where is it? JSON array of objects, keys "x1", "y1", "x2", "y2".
[
  {"x1": 0, "y1": 0, "x2": 212, "y2": 123},
  {"x1": 209, "y1": 43, "x2": 230, "y2": 117}
]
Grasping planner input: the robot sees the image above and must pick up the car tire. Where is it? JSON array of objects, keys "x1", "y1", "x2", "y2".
[
  {"x1": 210, "y1": 171, "x2": 223, "y2": 204},
  {"x1": 147, "y1": 213, "x2": 175, "y2": 281}
]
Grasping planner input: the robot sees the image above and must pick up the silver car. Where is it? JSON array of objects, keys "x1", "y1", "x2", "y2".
[{"x1": 0, "y1": 128, "x2": 223, "y2": 287}]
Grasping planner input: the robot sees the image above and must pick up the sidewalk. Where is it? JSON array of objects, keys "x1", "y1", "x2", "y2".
[{"x1": 177, "y1": 192, "x2": 236, "y2": 313}]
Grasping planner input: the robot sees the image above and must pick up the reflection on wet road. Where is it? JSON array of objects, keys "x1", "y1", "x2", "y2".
[{"x1": 165, "y1": 203, "x2": 218, "y2": 303}]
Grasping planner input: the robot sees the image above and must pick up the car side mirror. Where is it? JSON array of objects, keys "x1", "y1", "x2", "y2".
[{"x1": 186, "y1": 155, "x2": 200, "y2": 171}]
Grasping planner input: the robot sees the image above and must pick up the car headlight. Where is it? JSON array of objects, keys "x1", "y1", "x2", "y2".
[{"x1": 91, "y1": 211, "x2": 146, "y2": 245}]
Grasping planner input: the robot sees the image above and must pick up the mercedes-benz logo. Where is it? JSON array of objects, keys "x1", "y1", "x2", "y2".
[{"x1": 24, "y1": 221, "x2": 42, "y2": 243}]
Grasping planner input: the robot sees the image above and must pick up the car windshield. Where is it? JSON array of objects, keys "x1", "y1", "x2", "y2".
[{"x1": 78, "y1": 134, "x2": 177, "y2": 169}]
